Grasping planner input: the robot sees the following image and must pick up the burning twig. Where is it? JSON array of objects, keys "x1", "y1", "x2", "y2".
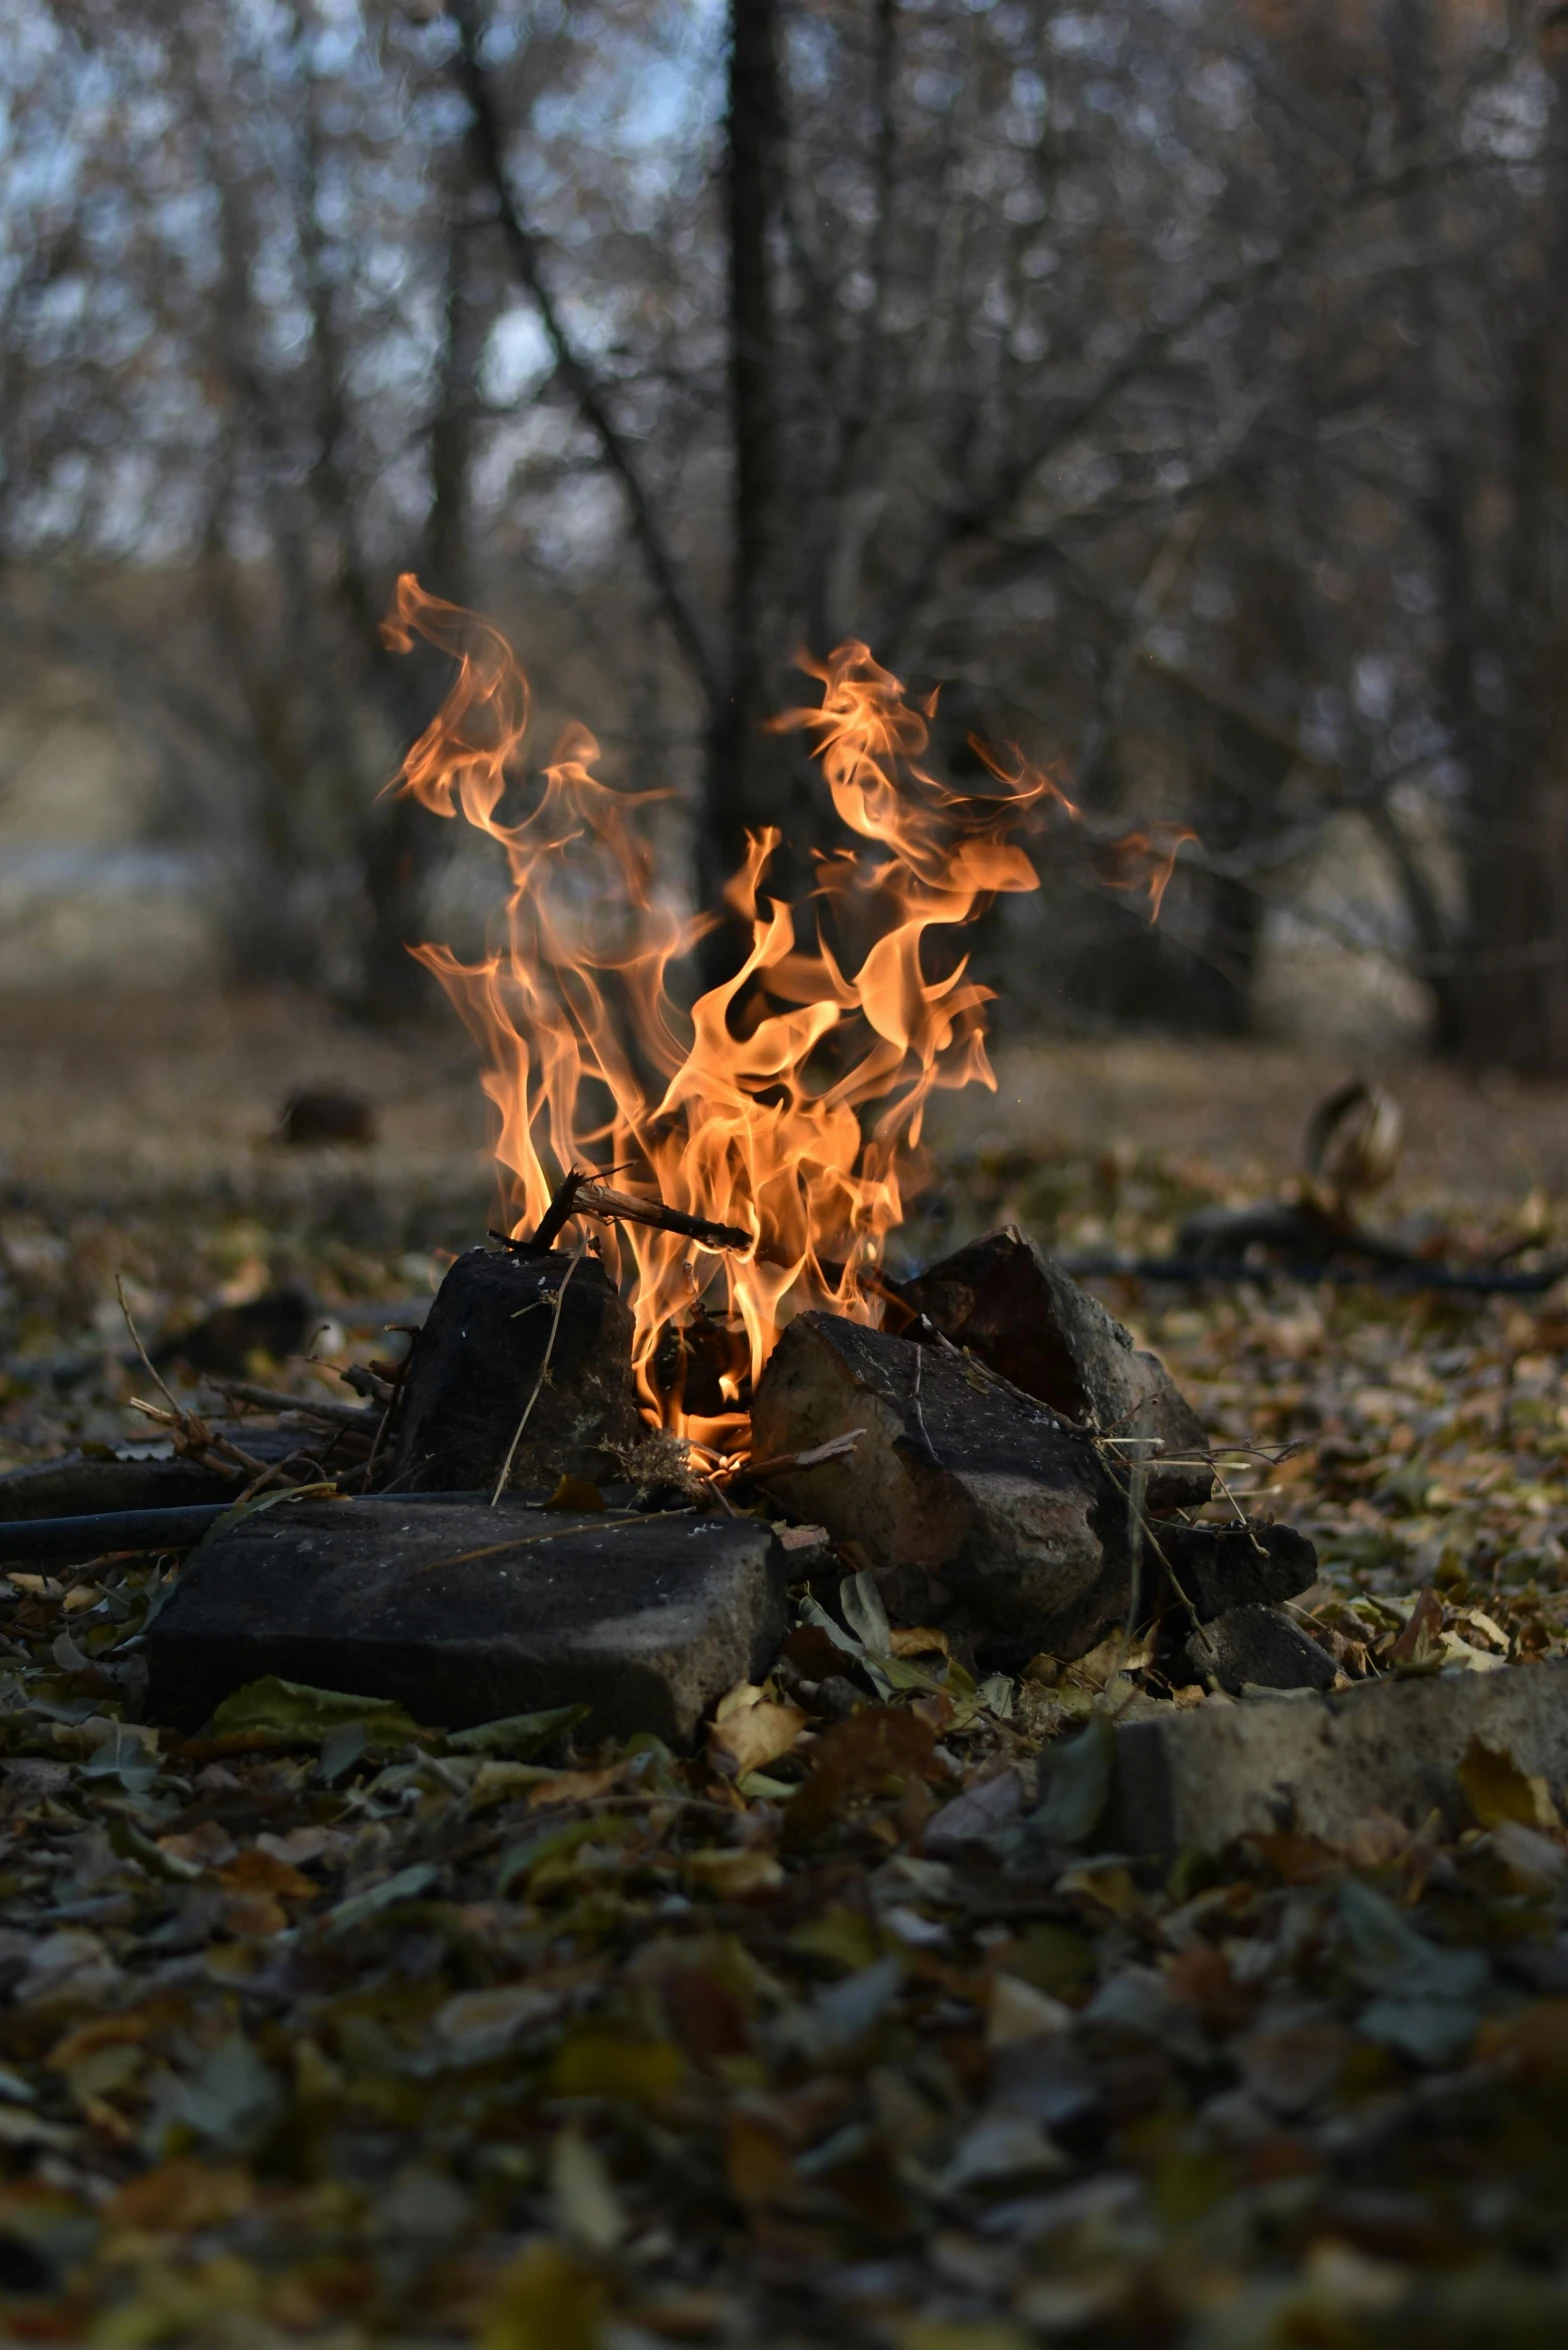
[
  {"x1": 575, "y1": 1179, "x2": 752, "y2": 1253},
  {"x1": 524, "y1": 1168, "x2": 752, "y2": 1256},
  {"x1": 527, "y1": 1170, "x2": 586, "y2": 1252}
]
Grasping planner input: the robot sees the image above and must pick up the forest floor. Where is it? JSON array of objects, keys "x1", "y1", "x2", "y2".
[{"x1": 2, "y1": 991, "x2": 1568, "y2": 2347}]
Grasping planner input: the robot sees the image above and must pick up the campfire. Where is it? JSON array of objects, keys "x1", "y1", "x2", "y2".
[
  {"x1": 380, "y1": 572, "x2": 1192, "y2": 1466},
  {"x1": 3, "y1": 583, "x2": 1325, "y2": 1754}
]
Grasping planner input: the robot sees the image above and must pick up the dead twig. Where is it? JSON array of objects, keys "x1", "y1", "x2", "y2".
[
  {"x1": 737, "y1": 1429, "x2": 866, "y2": 1482},
  {"x1": 421, "y1": 1507, "x2": 696, "y2": 1574},
  {"x1": 209, "y1": 1379, "x2": 378, "y2": 1430},
  {"x1": 490, "y1": 1242, "x2": 588, "y2": 1505},
  {"x1": 115, "y1": 1277, "x2": 183, "y2": 1420}
]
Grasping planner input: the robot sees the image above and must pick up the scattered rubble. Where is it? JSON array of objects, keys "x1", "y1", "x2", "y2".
[{"x1": 146, "y1": 1497, "x2": 788, "y2": 1747}]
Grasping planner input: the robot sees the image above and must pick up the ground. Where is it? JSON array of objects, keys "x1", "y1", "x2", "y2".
[{"x1": 2, "y1": 992, "x2": 1568, "y2": 2347}]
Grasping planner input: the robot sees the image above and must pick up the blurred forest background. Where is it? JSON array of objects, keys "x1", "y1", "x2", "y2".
[{"x1": 3, "y1": 0, "x2": 1568, "y2": 1074}]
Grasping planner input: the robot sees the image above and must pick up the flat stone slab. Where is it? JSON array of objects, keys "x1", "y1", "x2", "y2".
[
  {"x1": 146, "y1": 1500, "x2": 787, "y2": 1749},
  {"x1": 1103, "y1": 1660, "x2": 1568, "y2": 1858}
]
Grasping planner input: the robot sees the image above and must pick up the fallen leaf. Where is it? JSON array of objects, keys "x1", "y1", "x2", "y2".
[
  {"x1": 1459, "y1": 1734, "x2": 1558, "y2": 1830},
  {"x1": 445, "y1": 1704, "x2": 588, "y2": 1758},
  {"x1": 548, "y1": 2030, "x2": 683, "y2": 2105},
  {"x1": 1033, "y1": 1713, "x2": 1114, "y2": 1847},
  {"x1": 683, "y1": 1846, "x2": 784, "y2": 1896},
  {"x1": 785, "y1": 1705, "x2": 939, "y2": 1841},
  {"x1": 479, "y1": 2239, "x2": 606, "y2": 2350},
  {"x1": 526, "y1": 1766, "x2": 620, "y2": 1808},
  {"x1": 197, "y1": 1675, "x2": 427, "y2": 1754},
  {"x1": 542, "y1": 1474, "x2": 605, "y2": 1511},
  {"x1": 1389, "y1": 1588, "x2": 1444, "y2": 1671},
  {"x1": 889, "y1": 1626, "x2": 950, "y2": 1658},
  {"x1": 707, "y1": 1682, "x2": 807, "y2": 1778},
  {"x1": 217, "y1": 1847, "x2": 319, "y2": 1902},
  {"x1": 987, "y1": 1974, "x2": 1073, "y2": 2047},
  {"x1": 105, "y1": 2159, "x2": 254, "y2": 2233},
  {"x1": 550, "y1": 2121, "x2": 624, "y2": 2251}
]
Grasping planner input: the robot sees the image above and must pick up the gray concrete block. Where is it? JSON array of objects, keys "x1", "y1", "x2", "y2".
[
  {"x1": 146, "y1": 1499, "x2": 787, "y2": 1749},
  {"x1": 1103, "y1": 1660, "x2": 1568, "y2": 1859}
]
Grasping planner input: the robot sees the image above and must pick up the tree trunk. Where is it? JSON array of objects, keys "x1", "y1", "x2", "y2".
[
  {"x1": 1430, "y1": 19, "x2": 1568, "y2": 1070},
  {"x1": 358, "y1": 195, "x2": 485, "y2": 1020},
  {"x1": 701, "y1": 0, "x2": 803, "y2": 971}
]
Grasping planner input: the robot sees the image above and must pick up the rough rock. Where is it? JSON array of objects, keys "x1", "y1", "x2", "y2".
[
  {"x1": 146, "y1": 1498, "x2": 787, "y2": 1749},
  {"x1": 1181, "y1": 1602, "x2": 1336, "y2": 1695},
  {"x1": 895, "y1": 1227, "x2": 1213, "y2": 1511},
  {"x1": 391, "y1": 1245, "x2": 642, "y2": 1493},
  {"x1": 1154, "y1": 1520, "x2": 1319, "y2": 1622},
  {"x1": 750, "y1": 1311, "x2": 1135, "y2": 1665},
  {"x1": 1102, "y1": 1659, "x2": 1568, "y2": 1858}
]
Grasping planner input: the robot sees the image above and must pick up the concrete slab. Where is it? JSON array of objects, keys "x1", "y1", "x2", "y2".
[
  {"x1": 146, "y1": 1498, "x2": 787, "y2": 1749},
  {"x1": 1103, "y1": 1660, "x2": 1568, "y2": 1859}
]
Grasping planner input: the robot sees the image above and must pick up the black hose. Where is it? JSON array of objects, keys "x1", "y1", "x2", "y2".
[{"x1": 0, "y1": 1491, "x2": 492, "y2": 1566}]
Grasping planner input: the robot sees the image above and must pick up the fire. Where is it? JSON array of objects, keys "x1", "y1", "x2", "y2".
[{"x1": 382, "y1": 574, "x2": 1190, "y2": 1452}]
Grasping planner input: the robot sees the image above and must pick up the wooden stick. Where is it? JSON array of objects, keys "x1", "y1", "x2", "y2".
[
  {"x1": 739, "y1": 1428, "x2": 865, "y2": 1482},
  {"x1": 209, "y1": 1380, "x2": 378, "y2": 1430},
  {"x1": 490, "y1": 1242, "x2": 588, "y2": 1505},
  {"x1": 574, "y1": 1178, "x2": 751, "y2": 1253},
  {"x1": 521, "y1": 1166, "x2": 752, "y2": 1256},
  {"x1": 529, "y1": 1169, "x2": 586, "y2": 1252}
]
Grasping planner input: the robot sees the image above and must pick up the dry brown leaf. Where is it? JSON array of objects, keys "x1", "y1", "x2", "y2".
[
  {"x1": 217, "y1": 1847, "x2": 320, "y2": 1902},
  {"x1": 525, "y1": 1766, "x2": 621, "y2": 1808},
  {"x1": 888, "y1": 1626, "x2": 950, "y2": 1658},
  {"x1": 105, "y1": 2159, "x2": 255, "y2": 2232},
  {"x1": 707, "y1": 1681, "x2": 807, "y2": 1778}
]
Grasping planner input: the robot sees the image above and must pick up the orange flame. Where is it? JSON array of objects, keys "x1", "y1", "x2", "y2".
[{"x1": 382, "y1": 577, "x2": 1190, "y2": 1449}]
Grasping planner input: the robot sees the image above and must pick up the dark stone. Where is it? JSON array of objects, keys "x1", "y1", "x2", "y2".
[
  {"x1": 749, "y1": 1311, "x2": 1135, "y2": 1666},
  {"x1": 146, "y1": 1498, "x2": 787, "y2": 1749},
  {"x1": 1155, "y1": 1520, "x2": 1318, "y2": 1623},
  {"x1": 1182, "y1": 1602, "x2": 1336, "y2": 1695},
  {"x1": 279, "y1": 1087, "x2": 377, "y2": 1146},
  {"x1": 155, "y1": 1290, "x2": 316, "y2": 1377},
  {"x1": 390, "y1": 1246, "x2": 642, "y2": 1494},
  {"x1": 895, "y1": 1227, "x2": 1212, "y2": 1511}
]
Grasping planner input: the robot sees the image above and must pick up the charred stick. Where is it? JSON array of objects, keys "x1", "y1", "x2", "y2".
[
  {"x1": 528, "y1": 1170, "x2": 586, "y2": 1252},
  {"x1": 574, "y1": 1179, "x2": 751, "y2": 1253},
  {"x1": 522, "y1": 1169, "x2": 751, "y2": 1255}
]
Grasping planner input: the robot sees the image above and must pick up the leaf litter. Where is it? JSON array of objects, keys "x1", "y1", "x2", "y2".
[{"x1": 5, "y1": 1151, "x2": 1568, "y2": 2340}]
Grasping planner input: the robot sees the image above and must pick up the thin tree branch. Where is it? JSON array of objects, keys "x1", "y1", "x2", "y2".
[{"x1": 448, "y1": 0, "x2": 721, "y2": 708}]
